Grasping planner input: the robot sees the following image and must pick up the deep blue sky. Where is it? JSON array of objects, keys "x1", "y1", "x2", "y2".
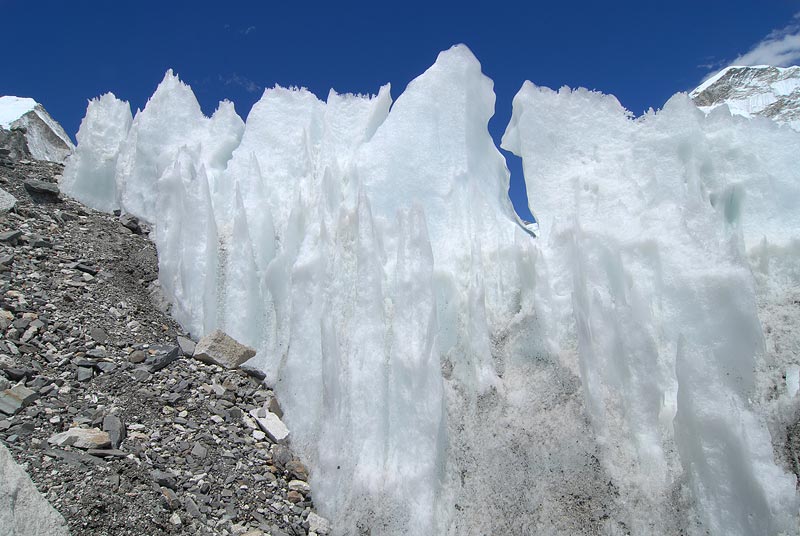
[{"x1": 2, "y1": 0, "x2": 799, "y2": 220}]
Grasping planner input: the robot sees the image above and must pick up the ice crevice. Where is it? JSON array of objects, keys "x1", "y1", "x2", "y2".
[{"x1": 62, "y1": 44, "x2": 800, "y2": 535}]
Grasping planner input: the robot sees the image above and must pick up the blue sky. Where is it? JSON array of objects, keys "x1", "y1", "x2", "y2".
[{"x1": 2, "y1": 0, "x2": 799, "y2": 220}]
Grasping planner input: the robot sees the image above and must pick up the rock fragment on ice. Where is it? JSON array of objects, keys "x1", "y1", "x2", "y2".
[
  {"x1": 307, "y1": 512, "x2": 331, "y2": 535},
  {"x1": 249, "y1": 407, "x2": 289, "y2": 444},
  {"x1": 192, "y1": 329, "x2": 255, "y2": 369},
  {"x1": 119, "y1": 213, "x2": 143, "y2": 234},
  {"x1": 288, "y1": 479, "x2": 310, "y2": 493},
  {"x1": 266, "y1": 396, "x2": 283, "y2": 418}
]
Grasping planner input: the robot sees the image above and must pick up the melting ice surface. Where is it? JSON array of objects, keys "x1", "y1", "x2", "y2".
[{"x1": 62, "y1": 45, "x2": 800, "y2": 535}]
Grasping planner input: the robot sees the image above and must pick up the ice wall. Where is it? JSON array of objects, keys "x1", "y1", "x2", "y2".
[
  {"x1": 62, "y1": 46, "x2": 800, "y2": 535},
  {"x1": 61, "y1": 93, "x2": 132, "y2": 212},
  {"x1": 503, "y1": 83, "x2": 800, "y2": 534},
  {"x1": 115, "y1": 70, "x2": 244, "y2": 223}
]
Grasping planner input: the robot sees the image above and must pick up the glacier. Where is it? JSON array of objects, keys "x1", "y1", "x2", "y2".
[{"x1": 61, "y1": 45, "x2": 800, "y2": 535}]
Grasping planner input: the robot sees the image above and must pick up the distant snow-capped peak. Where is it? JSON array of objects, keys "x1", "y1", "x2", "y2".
[
  {"x1": 0, "y1": 95, "x2": 74, "y2": 162},
  {"x1": 690, "y1": 65, "x2": 800, "y2": 131}
]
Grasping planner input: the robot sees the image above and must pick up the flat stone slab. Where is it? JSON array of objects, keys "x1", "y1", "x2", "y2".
[
  {"x1": 249, "y1": 408, "x2": 289, "y2": 444},
  {"x1": 144, "y1": 345, "x2": 180, "y2": 372},
  {"x1": 0, "y1": 384, "x2": 39, "y2": 415},
  {"x1": 0, "y1": 230, "x2": 22, "y2": 244},
  {"x1": 86, "y1": 449, "x2": 127, "y2": 458},
  {"x1": 193, "y1": 329, "x2": 256, "y2": 369},
  {"x1": 24, "y1": 179, "x2": 60, "y2": 196},
  {"x1": 48, "y1": 427, "x2": 111, "y2": 449}
]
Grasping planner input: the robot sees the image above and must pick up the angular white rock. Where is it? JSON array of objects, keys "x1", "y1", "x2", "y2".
[{"x1": 248, "y1": 408, "x2": 289, "y2": 444}]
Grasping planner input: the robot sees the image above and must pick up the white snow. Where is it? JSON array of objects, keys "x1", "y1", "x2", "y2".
[
  {"x1": 61, "y1": 45, "x2": 800, "y2": 536},
  {"x1": 0, "y1": 96, "x2": 37, "y2": 128}
]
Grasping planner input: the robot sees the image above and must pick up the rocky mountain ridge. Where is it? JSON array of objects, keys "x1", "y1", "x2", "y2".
[
  {"x1": 0, "y1": 96, "x2": 74, "y2": 163},
  {"x1": 690, "y1": 64, "x2": 800, "y2": 130}
]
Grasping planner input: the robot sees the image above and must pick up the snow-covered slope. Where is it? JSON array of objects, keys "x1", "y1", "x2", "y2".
[
  {"x1": 63, "y1": 46, "x2": 800, "y2": 535},
  {"x1": 0, "y1": 96, "x2": 74, "y2": 162},
  {"x1": 690, "y1": 65, "x2": 800, "y2": 130}
]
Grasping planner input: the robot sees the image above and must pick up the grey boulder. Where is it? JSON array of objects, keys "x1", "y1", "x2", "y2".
[
  {"x1": 23, "y1": 179, "x2": 60, "y2": 198},
  {"x1": 193, "y1": 330, "x2": 256, "y2": 369},
  {"x1": 0, "y1": 187, "x2": 16, "y2": 213}
]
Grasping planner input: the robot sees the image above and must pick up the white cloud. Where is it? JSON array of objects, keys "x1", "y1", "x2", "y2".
[
  {"x1": 732, "y1": 15, "x2": 800, "y2": 67},
  {"x1": 219, "y1": 73, "x2": 262, "y2": 94}
]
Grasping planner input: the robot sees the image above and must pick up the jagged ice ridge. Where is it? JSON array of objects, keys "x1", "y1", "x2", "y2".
[{"x1": 62, "y1": 45, "x2": 800, "y2": 535}]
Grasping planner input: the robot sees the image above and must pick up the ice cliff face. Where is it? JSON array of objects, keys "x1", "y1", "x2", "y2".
[
  {"x1": 62, "y1": 46, "x2": 800, "y2": 535},
  {"x1": 690, "y1": 65, "x2": 800, "y2": 130},
  {"x1": 503, "y1": 85, "x2": 800, "y2": 535},
  {"x1": 0, "y1": 96, "x2": 74, "y2": 162}
]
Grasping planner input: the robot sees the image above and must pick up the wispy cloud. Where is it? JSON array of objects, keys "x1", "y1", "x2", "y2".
[
  {"x1": 696, "y1": 57, "x2": 727, "y2": 72},
  {"x1": 219, "y1": 73, "x2": 262, "y2": 94},
  {"x1": 222, "y1": 24, "x2": 256, "y2": 36},
  {"x1": 731, "y1": 14, "x2": 800, "y2": 67}
]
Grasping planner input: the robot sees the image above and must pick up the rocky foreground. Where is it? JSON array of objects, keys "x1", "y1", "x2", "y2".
[{"x1": 0, "y1": 151, "x2": 330, "y2": 535}]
